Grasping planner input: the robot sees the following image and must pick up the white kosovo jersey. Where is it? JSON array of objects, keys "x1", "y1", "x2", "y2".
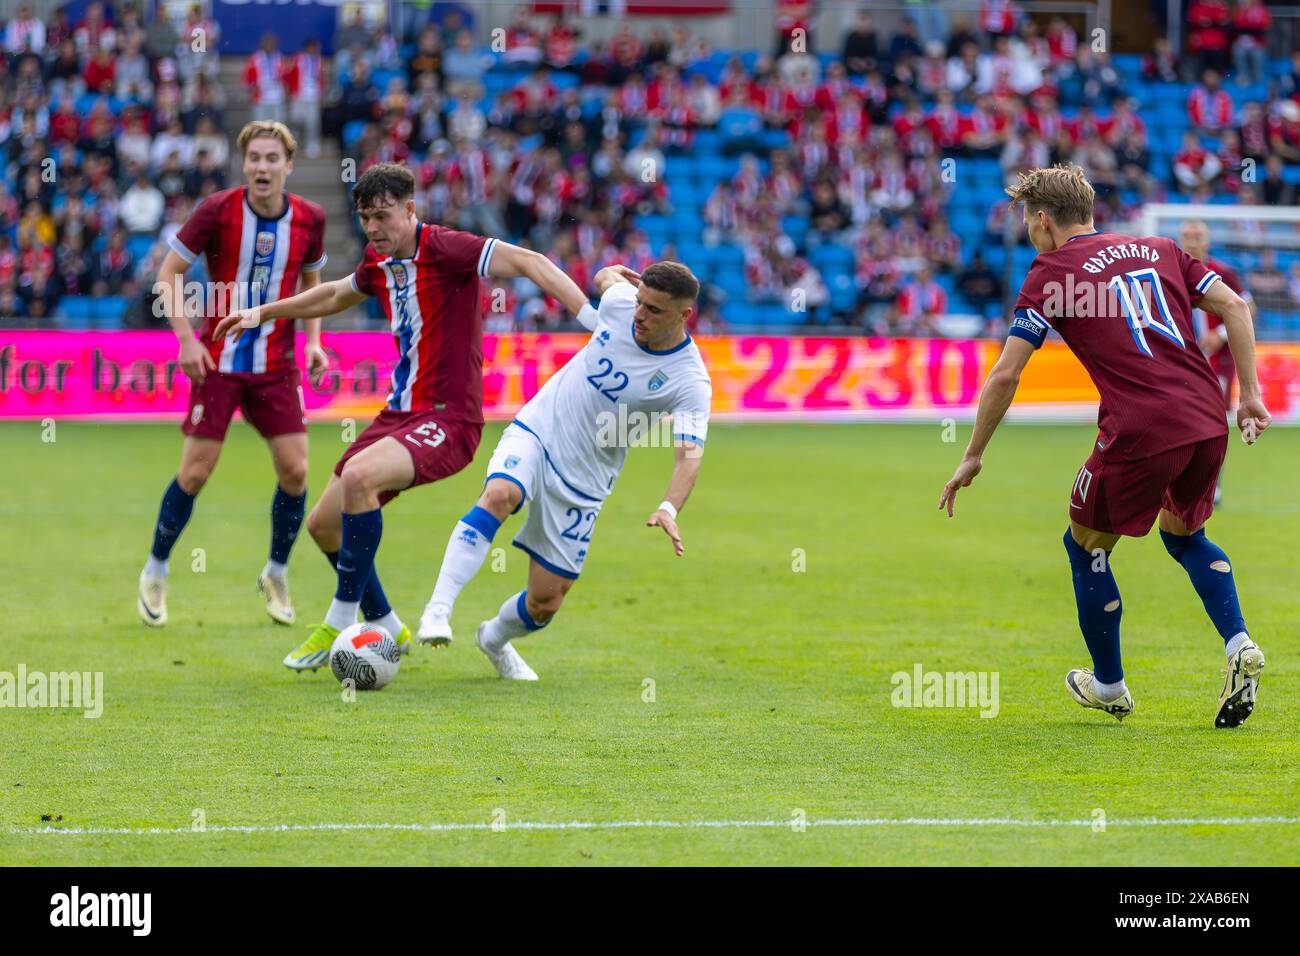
[{"x1": 514, "y1": 281, "x2": 712, "y2": 500}]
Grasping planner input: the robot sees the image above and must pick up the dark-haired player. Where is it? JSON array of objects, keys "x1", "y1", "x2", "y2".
[
  {"x1": 138, "y1": 120, "x2": 328, "y2": 629},
  {"x1": 414, "y1": 262, "x2": 711, "y2": 680},
  {"x1": 939, "y1": 165, "x2": 1271, "y2": 728},
  {"x1": 215, "y1": 162, "x2": 593, "y2": 670}
]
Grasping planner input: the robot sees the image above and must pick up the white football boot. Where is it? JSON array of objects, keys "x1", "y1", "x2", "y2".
[
  {"x1": 416, "y1": 601, "x2": 454, "y2": 648},
  {"x1": 257, "y1": 573, "x2": 296, "y2": 625},
  {"x1": 476, "y1": 622, "x2": 538, "y2": 681},
  {"x1": 137, "y1": 570, "x2": 168, "y2": 627},
  {"x1": 1215, "y1": 638, "x2": 1265, "y2": 729},
  {"x1": 1065, "y1": 668, "x2": 1134, "y2": 722}
]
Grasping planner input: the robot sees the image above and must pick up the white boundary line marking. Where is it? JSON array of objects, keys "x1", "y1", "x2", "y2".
[{"x1": 12, "y1": 816, "x2": 1300, "y2": 836}]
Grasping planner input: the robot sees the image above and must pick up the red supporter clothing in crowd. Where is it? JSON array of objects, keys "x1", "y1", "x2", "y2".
[
  {"x1": 243, "y1": 51, "x2": 285, "y2": 105},
  {"x1": 1188, "y1": 86, "x2": 1233, "y2": 129},
  {"x1": 1186, "y1": 1, "x2": 1233, "y2": 55}
]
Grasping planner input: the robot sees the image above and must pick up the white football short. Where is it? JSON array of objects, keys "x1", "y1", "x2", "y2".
[{"x1": 484, "y1": 423, "x2": 605, "y2": 579}]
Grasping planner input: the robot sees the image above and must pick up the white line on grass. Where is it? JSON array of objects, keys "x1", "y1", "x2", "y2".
[{"x1": 13, "y1": 816, "x2": 1300, "y2": 836}]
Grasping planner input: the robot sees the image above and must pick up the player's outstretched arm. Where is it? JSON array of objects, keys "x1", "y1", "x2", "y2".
[
  {"x1": 213, "y1": 277, "x2": 368, "y2": 341},
  {"x1": 647, "y1": 441, "x2": 703, "y2": 557},
  {"x1": 939, "y1": 335, "x2": 1035, "y2": 517},
  {"x1": 1197, "y1": 280, "x2": 1272, "y2": 443},
  {"x1": 487, "y1": 241, "x2": 596, "y2": 326},
  {"x1": 154, "y1": 249, "x2": 215, "y2": 385}
]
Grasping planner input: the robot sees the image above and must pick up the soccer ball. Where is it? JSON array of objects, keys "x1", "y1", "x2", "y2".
[{"x1": 329, "y1": 623, "x2": 401, "y2": 691}]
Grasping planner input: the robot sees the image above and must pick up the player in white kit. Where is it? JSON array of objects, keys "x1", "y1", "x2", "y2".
[{"x1": 416, "y1": 261, "x2": 712, "y2": 679}]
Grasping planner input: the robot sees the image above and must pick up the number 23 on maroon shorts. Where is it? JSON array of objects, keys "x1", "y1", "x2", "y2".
[{"x1": 334, "y1": 409, "x2": 482, "y2": 505}]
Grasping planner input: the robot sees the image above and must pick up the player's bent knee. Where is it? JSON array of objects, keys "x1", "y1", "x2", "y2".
[
  {"x1": 526, "y1": 589, "x2": 566, "y2": 622},
  {"x1": 278, "y1": 461, "x2": 309, "y2": 494},
  {"x1": 178, "y1": 465, "x2": 212, "y2": 495},
  {"x1": 306, "y1": 503, "x2": 338, "y2": 542},
  {"x1": 480, "y1": 480, "x2": 522, "y2": 516},
  {"x1": 339, "y1": 460, "x2": 381, "y2": 498}
]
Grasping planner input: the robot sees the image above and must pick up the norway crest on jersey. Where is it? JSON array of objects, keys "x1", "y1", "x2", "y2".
[
  {"x1": 255, "y1": 230, "x2": 275, "y2": 257},
  {"x1": 648, "y1": 370, "x2": 669, "y2": 392},
  {"x1": 390, "y1": 262, "x2": 409, "y2": 288}
]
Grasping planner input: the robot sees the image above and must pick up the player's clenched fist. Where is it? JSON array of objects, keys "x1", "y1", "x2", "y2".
[
  {"x1": 1237, "y1": 397, "x2": 1271, "y2": 445},
  {"x1": 304, "y1": 342, "x2": 330, "y2": 387},
  {"x1": 647, "y1": 508, "x2": 684, "y2": 556},
  {"x1": 213, "y1": 307, "x2": 268, "y2": 342},
  {"x1": 177, "y1": 335, "x2": 216, "y2": 385}
]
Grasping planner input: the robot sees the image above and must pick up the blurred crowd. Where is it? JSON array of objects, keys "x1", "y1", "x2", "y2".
[
  {"x1": 317, "y1": 1, "x2": 1300, "y2": 335},
  {"x1": 1, "y1": 1, "x2": 230, "y2": 322},
  {"x1": 5, "y1": 1, "x2": 1300, "y2": 334}
]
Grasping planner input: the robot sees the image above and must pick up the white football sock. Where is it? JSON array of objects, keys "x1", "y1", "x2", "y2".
[
  {"x1": 1225, "y1": 632, "x2": 1250, "y2": 659},
  {"x1": 263, "y1": 559, "x2": 288, "y2": 579},
  {"x1": 369, "y1": 610, "x2": 403, "y2": 639},
  {"x1": 430, "y1": 519, "x2": 495, "y2": 611},
  {"x1": 1092, "y1": 677, "x2": 1127, "y2": 702},
  {"x1": 144, "y1": 555, "x2": 169, "y2": 578},
  {"x1": 325, "y1": 598, "x2": 360, "y2": 631},
  {"x1": 480, "y1": 591, "x2": 533, "y2": 653}
]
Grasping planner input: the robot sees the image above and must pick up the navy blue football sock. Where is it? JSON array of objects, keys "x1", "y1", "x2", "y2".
[
  {"x1": 1063, "y1": 528, "x2": 1124, "y2": 684},
  {"x1": 268, "y1": 485, "x2": 306, "y2": 566},
  {"x1": 359, "y1": 566, "x2": 393, "y2": 621},
  {"x1": 323, "y1": 549, "x2": 391, "y2": 620},
  {"x1": 1160, "y1": 529, "x2": 1247, "y2": 643},
  {"x1": 335, "y1": 509, "x2": 383, "y2": 603},
  {"x1": 150, "y1": 477, "x2": 196, "y2": 561}
]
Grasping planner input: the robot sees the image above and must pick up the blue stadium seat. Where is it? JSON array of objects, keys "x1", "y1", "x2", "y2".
[
  {"x1": 715, "y1": 272, "x2": 747, "y2": 299},
  {"x1": 371, "y1": 68, "x2": 402, "y2": 92},
  {"x1": 341, "y1": 120, "x2": 368, "y2": 150},
  {"x1": 720, "y1": 301, "x2": 747, "y2": 326},
  {"x1": 827, "y1": 272, "x2": 857, "y2": 313},
  {"x1": 693, "y1": 129, "x2": 722, "y2": 154},
  {"x1": 128, "y1": 235, "x2": 155, "y2": 262},
  {"x1": 713, "y1": 244, "x2": 744, "y2": 270},
  {"x1": 810, "y1": 245, "x2": 853, "y2": 273},
  {"x1": 1154, "y1": 83, "x2": 1195, "y2": 105},
  {"x1": 59, "y1": 297, "x2": 93, "y2": 328}
]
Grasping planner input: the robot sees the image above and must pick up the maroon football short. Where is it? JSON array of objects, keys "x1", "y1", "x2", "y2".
[
  {"x1": 334, "y1": 408, "x2": 482, "y2": 505},
  {"x1": 182, "y1": 368, "x2": 307, "y2": 441},
  {"x1": 1068, "y1": 434, "x2": 1228, "y2": 537}
]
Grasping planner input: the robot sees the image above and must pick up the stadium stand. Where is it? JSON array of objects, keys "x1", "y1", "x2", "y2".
[{"x1": 2, "y1": 1, "x2": 1299, "y2": 339}]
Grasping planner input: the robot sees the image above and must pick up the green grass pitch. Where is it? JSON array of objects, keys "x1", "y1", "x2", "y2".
[{"x1": 1, "y1": 419, "x2": 1296, "y2": 866}]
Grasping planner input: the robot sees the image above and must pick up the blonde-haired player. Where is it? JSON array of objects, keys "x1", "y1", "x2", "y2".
[{"x1": 137, "y1": 121, "x2": 329, "y2": 630}]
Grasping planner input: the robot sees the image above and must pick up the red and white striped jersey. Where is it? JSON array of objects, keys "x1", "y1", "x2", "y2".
[
  {"x1": 169, "y1": 187, "x2": 327, "y2": 374},
  {"x1": 243, "y1": 51, "x2": 285, "y2": 106},
  {"x1": 350, "y1": 223, "x2": 496, "y2": 420},
  {"x1": 285, "y1": 52, "x2": 322, "y2": 100}
]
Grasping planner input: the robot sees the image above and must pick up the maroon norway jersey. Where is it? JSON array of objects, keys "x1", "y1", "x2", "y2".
[
  {"x1": 1195, "y1": 255, "x2": 1248, "y2": 383},
  {"x1": 1010, "y1": 231, "x2": 1229, "y2": 460}
]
